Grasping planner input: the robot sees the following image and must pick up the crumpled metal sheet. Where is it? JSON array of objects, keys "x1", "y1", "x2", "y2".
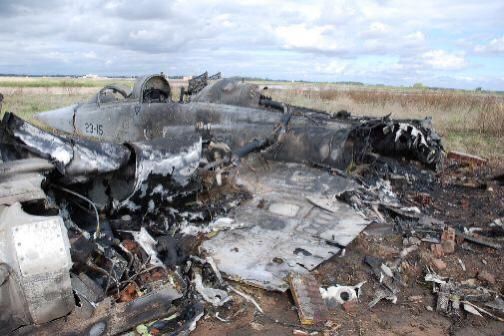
[
  {"x1": 0, "y1": 171, "x2": 46, "y2": 205},
  {"x1": 113, "y1": 134, "x2": 202, "y2": 210},
  {"x1": 1, "y1": 113, "x2": 202, "y2": 209},
  {"x1": 11, "y1": 284, "x2": 184, "y2": 336},
  {"x1": 187, "y1": 71, "x2": 208, "y2": 95},
  {"x1": 351, "y1": 116, "x2": 444, "y2": 170},
  {"x1": 0, "y1": 158, "x2": 50, "y2": 220},
  {"x1": 202, "y1": 159, "x2": 369, "y2": 291},
  {"x1": 1, "y1": 113, "x2": 131, "y2": 183}
]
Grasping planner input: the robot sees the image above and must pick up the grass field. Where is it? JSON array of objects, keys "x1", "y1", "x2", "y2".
[
  {"x1": 1, "y1": 77, "x2": 502, "y2": 162},
  {"x1": 0, "y1": 76, "x2": 133, "y2": 88}
]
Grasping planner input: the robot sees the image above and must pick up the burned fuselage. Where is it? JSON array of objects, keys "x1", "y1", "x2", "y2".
[{"x1": 0, "y1": 74, "x2": 444, "y2": 335}]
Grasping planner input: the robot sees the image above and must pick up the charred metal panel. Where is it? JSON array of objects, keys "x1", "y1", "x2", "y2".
[
  {"x1": 263, "y1": 126, "x2": 354, "y2": 170},
  {"x1": 2, "y1": 113, "x2": 131, "y2": 182},
  {"x1": 2, "y1": 112, "x2": 75, "y2": 170},
  {"x1": 0, "y1": 173, "x2": 46, "y2": 205},
  {"x1": 12, "y1": 284, "x2": 182, "y2": 336},
  {"x1": 130, "y1": 134, "x2": 202, "y2": 188},
  {"x1": 113, "y1": 134, "x2": 202, "y2": 210},
  {"x1": 65, "y1": 99, "x2": 285, "y2": 145},
  {"x1": 191, "y1": 78, "x2": 262, "y2": 108},
  {"x1": 350, "y1": 117, "x2": 444, "y2": 170},
  {"x1": 187, "y1": 71, "x2": 208, "y2": 95},
  {"x1": 202, "y1": 159, "x2": 369, "y2": 291},
  {"x1": 0, "y1": 158, "x2": 52, "y2": 204},
  {"x1": 208, "y1": 72, "x2": 222, "y2": 80}
]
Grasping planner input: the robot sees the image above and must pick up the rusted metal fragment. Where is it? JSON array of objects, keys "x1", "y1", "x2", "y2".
[
  {"x1": 457, "y1": 231, "x2": 502, "y2": 249},
  {"x1": 288, "y1": 273, "x2": 328, "y2": 325},
  {"x1": 447, "y1": 150, "x2": 487, "y2": 166},
  {"x1": 413, "y1": 192, "x2": 432, "y2": 206}
]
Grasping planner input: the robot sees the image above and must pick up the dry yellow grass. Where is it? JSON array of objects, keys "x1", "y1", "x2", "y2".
[
  {"x1": 1, "y1": 90, "x2": 93, "y2": 122},
  {"x1": 269, "y1": 87, "x2": 504, "y2": 162}
]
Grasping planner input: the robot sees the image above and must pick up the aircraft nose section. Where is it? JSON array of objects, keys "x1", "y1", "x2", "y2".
[{"x1": 34, "y1": 104, "x2": 77, "y2": 133}]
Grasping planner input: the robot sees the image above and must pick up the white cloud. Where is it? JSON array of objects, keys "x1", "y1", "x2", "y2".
[
  {"x1": 315, "y1": 60, "x2": 348, "y2": 75},
  {"x1": 406, "y1": 31, "x2": 425, "y2": 43},
  {"x1": 275, "y1": 24, "x2": 329, "y2": 49},
  {"x1": 274, "y1": 24, "x2": 351, "y2": 54},
  {"x1": 0, "y1": 0, "x2": 501, "y2": 89},
  {"x1": 43, "y1": 51, "x2": 70, "y2": 63},
  {"x1": 421, "y1": 50, "x2": 468, "y2": 70},
  {"x1": 83, "y1": 51, "x2": 97, "y2": 59},
  {"x1": 365, "y1": 22, "x2": 391, "y2": 36},
  {"x1": 474, "y1": 35, "x2": 504, "y2": 54}
]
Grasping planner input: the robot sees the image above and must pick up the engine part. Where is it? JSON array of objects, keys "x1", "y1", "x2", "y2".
[{"x1": 0, "y1": 203, "x2": 74, "y2": 334}]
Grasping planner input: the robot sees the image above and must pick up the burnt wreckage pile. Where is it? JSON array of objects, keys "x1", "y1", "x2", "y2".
[{"x1": 0, "y1": 74, "x2": 444, "y2": 335}]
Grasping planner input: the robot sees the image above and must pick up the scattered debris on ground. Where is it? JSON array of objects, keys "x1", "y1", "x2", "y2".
[{"x1": 0, "y1": 74, "x2": 502, "y2": 335}]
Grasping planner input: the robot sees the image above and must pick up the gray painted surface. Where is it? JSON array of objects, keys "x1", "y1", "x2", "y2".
[{"x1": 202, "y1": 159, "x2": 368, "y2": 291}]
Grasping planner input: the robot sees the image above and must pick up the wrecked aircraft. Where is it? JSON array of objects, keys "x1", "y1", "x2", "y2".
[{"x1": 0, "y1": 74, "x2": 444, "y2": 335}]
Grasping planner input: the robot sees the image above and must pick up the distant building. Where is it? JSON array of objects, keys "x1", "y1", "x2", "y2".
[{"x1": 82, "y1": 74, "x2": 99, "y2": 79}]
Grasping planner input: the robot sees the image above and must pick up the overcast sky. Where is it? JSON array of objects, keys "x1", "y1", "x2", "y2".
[{"x1": 0, "y1": 0, "x2": 503, "y2": 89}]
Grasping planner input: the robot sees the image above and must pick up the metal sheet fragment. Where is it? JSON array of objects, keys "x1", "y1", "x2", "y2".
[
  {"x1": 0, "y1": 173, "x2": 46, "y2": 205},
  {"x1": 202, "y1": 160, "x2": 369, "y2": 291}
]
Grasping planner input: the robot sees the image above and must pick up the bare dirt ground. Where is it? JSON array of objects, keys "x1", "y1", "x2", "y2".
[{"x1": 192, "y1": 160, "x2": 504, "y2": 336}]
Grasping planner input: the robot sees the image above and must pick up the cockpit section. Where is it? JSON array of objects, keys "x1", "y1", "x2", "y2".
[
  {"x1": 131, "y1": 74, "x2": 171, "y2": 103},
  {"x1": 88, "y1": 74, "x2": 172, "y2": 105}
]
